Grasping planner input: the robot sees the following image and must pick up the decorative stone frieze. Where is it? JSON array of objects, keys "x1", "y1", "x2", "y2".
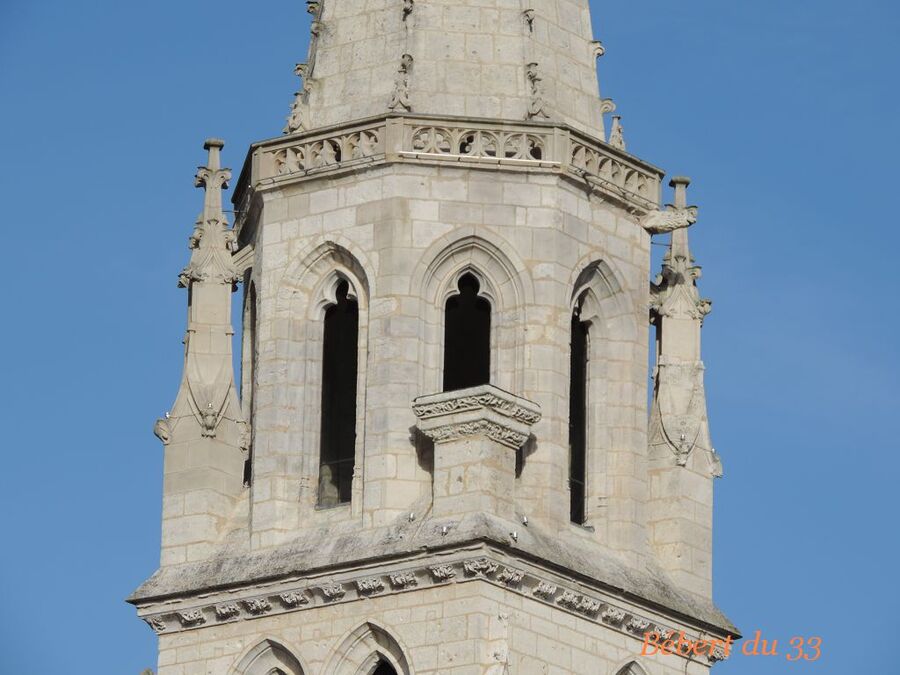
[
  {"x1": 356, "y1": 578, "x2": 385, "y2": 595},
  {"x1": 144, "y1": 616, "x2": 167, "y2": 633},
  {"x1": 320, "y1": 584, "x2": 346, "y2": 601},
  {"x1": 177, "y1": 609, "x2": 205, "y2": 627},
  {"x1": 214, "y1": 603, "x2": 241, "y2": 621},
  {"x1": 627, "y1": 617, "x2": 651, "y2": 635},
  {"x1": 463, "y1": 558, "x2": 499, "y2": 577},
  {"x1": 533, "y1": 582, "x2": 557, "y2": 599},
  {"x1": 237, "y1": 115, "x2": 664, "y2": 220},
  {"x1": 279, "y1": 591, "x2": 309, "y2": 607},
  {"x1": 413, "y1": 384, "x2": 541, "y2": 451},
  {"x1": 601, "y1": 607, "x2": 626, "y2": 625},
  {"x1": 496, "y1": 567, "x2": 525, "y2": 587},
  {"x1": 388, "y1": 572, "x2": 418, "y2": 589},
  {"x1": 137, "y1": 553, "x2": 718, "y2": 662},
  {"x1": 429, "y1": 564, "x2": 456, "y2": 581},
  {"x1": 244, "y1": 598, "x2": 271, "y2": 615}
]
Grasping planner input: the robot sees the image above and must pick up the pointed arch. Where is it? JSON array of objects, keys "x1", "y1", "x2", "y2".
[
  {"x1": 613, "y1": 660, "x2": 650, "y2": 675},
  {"x1": 322, "y1": 621, "x2": 412, "y2": 675},
  {"x1": 232, "y1": 639, "x2": 306, "y2": 675},
  {"x1": 567, "y1": 259, "x2": 640, "y2": 529},
  {"x1": 411, "y1": 231, "x2": 533, "y2": 394},
  {"x1": 258, "y1": 238, "x2": 372, "y2": 520}
]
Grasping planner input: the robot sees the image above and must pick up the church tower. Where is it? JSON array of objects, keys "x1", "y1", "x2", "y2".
[{"x1": 130, "y1": 2, "x2": 736, "y2": 673}]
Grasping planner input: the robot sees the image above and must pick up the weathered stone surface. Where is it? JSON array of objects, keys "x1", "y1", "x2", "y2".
[{"x1": 136, "y1": 1, "x2": 734, "y2": 672}]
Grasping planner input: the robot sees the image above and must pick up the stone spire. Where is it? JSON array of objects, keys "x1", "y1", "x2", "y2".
[
  {"x1": 647, "y1": 177, "x2": 721, "y2": 600},
  {"x1": 289, "y1": 0, "x2": 612, "y2": 139},
  {"x1": 153, "y1": 139, "x2": 248, "y2": 566}
]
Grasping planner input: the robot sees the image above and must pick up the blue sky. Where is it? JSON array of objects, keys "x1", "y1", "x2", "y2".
[{"x1": 0, "y1": 1, "x2": 897, "y2": 673}]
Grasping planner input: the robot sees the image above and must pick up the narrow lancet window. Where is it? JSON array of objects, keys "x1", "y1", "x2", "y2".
[
  {"x1": 242, "y1": 281, "x2": 257, "y2": 487},
  {"x1": 443, "y1": 272, "x2": 491, "y2": 391},
  {"x1": 569, "y1": 304, "x2": 589, "y2": 524},
  {"x1": 318, "y1": 280, "x2": 359, "y2": 506},
  {"x1": 372, "y1": 661, "x2": 398, "y2": 675}
]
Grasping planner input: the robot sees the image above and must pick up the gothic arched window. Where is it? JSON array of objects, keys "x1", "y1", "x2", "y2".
[
  {"x1": 569, "y1": 297, "x2": 589, "y2": 524},
  {"x1": 241, "y1": 279, "x2": 258, "y2": 487},
  {"x1": 443, "y1": 272, "x2": 491, "y2": 391},
  {"x1": 371, "y1": 661, "x2": 398, "y2": 675},
  {"x1": 318, "y1": 279, "x2": 359, "y2": 506}
]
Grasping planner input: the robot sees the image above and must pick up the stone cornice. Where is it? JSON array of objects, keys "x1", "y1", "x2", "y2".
[
  {"x1": 231, "y1": 113, "x2": 665, "y2": 236},
  {"x1": 135, "y1": 550, "x2": 729, "y2": 665},
  {"x1": 412, "y1": 385, "x2": 542, "y2": 449}
]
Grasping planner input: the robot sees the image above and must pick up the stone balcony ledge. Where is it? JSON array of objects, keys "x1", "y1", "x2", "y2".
[
  {"x1": 412, "y1": 384, "x2": 541, "y2": 450},
  {"x1": 232, "y1": 113, "x2": 664, "y2": 230}
]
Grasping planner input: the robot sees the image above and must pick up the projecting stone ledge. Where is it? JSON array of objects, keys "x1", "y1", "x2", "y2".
[{"x1": 413, "y1": 385, "x2": 541, "y2": 520}]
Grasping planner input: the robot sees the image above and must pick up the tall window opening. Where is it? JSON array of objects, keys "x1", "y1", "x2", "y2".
[
  {"x1": 318, "y1": 280, "x2": 359, "y2": 507},
  {"x1": 443, "y1": 272, "x2": 491, "y2": 391},
  {"x1": 372, "y1": 661, "x2": 398, "y2": 675},
  {"x1": 242, "y1": 281, "x2": 257, "y2": 487},
  {"x1": 569, "y1": 302, "x2": 589, "y2": 524}
]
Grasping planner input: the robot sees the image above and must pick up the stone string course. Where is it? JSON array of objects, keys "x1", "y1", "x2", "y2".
[{"x1": 140, "y1": 554, "x2": 721, "y2": 664}]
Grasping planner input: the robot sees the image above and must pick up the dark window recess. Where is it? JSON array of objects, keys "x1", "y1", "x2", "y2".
[
  {"x1": 242, "y1": 283, "x2": 257, "y2": 487},
  {"x1": 569, "y1": 308, "x2": 589, "y2": 524},
  {"x1": 318, "y1": 280, "x2": 359, "y2": 507},
  {"x1": 372, "y1": 661, "x2": 398, "y2": 675},
  {"x1": 443, "y1": 273, "x2": 491, "y2": 391}
]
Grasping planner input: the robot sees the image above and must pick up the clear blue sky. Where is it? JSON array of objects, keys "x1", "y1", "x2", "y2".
[{"x1": 0, "y1": 1, "x2": 897, "y2": 673}]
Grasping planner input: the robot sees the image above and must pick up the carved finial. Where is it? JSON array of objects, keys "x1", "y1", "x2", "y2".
[
  {"x1": 608, "y1": 115, "x2": 625, "y2": 150},
  {"x1": 403, "y1": 0, "x2": 414, "y2": 20},
  {"x1": 178, "y1": 140, "x2": 238, "y2": 289},
  {"x1": 525, "y1": 62, "x2": 549, "y2": 119},
  {"x1": 284, "y1": 63, "x2": 310, "y2": 134},
  {"x1": 523, "y1": 9, "x2": 535, "y2": 32},
  {"x1": 591, "y1": 40, "x2": 605, "y2": 58},
  {"x1": 388, "y1": 54, "x2": 414, "y2": 111},
  {"x1": 670, "y1": 176, "x2": 690, "y2": 209}
]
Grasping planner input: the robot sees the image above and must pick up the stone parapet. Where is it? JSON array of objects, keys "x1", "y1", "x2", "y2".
[{"x1": 232, "y1": 114, "x2": 664, "y2": 225}]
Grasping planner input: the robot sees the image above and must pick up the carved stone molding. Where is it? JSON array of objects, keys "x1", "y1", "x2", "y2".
[
  {"x1": 244, "y1": 598, "x2": 272, "y2": 615},
  {"x1": 429, "y1": 564, "x2": 456, "y2": 581},
  {"x1": 413, "y1": 384, "x2": 541, "y2": 450},
  {"x1": 279, "y1": 591, "x2": 309, "y2": 608},
  {"x1": 178, "y1": 609, "x2": 205, "y2": 627},
  {"x1": 389, "y1": 572, "x2": 418, "y2": 589},
  {"x1": 356, "y1": 578, "x2": 385, "y2": 595},
  {"x1": 214, "y1": 603, "x2": 241, "y2": 621},
  {"x1": 320, "y1": 584, "x2": 346, "y2": 601},
  {"x1": 413, "y1": 389, "x2": 541, "y2": 425},
  {"x1": 242, "y1": 114, "x2": 664, "y2": 216},
  {"x1": 138, "y1": 553, "x2": 729, "y2": 662}
]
